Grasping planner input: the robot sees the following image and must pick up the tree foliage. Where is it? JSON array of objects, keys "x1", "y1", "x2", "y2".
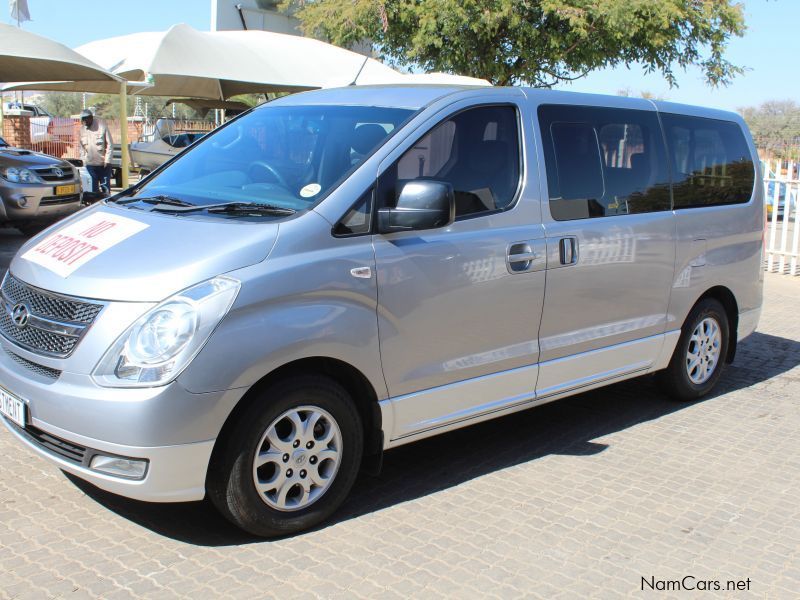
[
  {"x1": 39, "y1": 92, "x2": 83, "y2": 118},
  {"x1": 37, "y1": 92, "x2": 206, "y2": 120},
  {"x1": 285, "y1": 0, "x2": 746, "y2": 87},
  {"x1": 739, "y1": 100, "x2": 800, "y2": 158}
]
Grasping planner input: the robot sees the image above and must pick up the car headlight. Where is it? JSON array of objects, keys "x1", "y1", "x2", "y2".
[
  {"x1": 92, "y1": 276, "x2": 240, "y2": 388},
  {"x1": 2, "y1": 167, "x2": 40, "y2": 183},
  {"x1": 18, "y1": 168, "x2": 39, "y2": 183}
]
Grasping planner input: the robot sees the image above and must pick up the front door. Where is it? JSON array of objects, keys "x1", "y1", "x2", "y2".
[{"x1": 373, "y1": 100, "x2": 547, "y2": 441}]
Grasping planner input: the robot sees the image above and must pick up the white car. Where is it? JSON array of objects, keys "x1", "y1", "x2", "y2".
[{"x1": 3, "y1": 102, "x2": 74, "y2": 146}]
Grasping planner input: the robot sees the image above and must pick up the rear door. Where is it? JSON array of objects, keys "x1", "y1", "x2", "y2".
[
  {"x1": 535, "y1": 103, "x2": 677, "y2": 398},
  {"x1": 374, "y1": 95, "x2": 547, "y2": 440}
]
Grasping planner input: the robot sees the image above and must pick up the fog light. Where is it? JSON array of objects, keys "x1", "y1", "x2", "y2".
[
  {"x1": 89, "y1": 454, "x2": 148, "y2": 480},
  {"x1": 17, "y1": 197, "x2": 28, "y2": 208}
]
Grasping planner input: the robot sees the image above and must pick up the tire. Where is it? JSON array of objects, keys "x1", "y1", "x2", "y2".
[
  {"x1": 659, "y1": 298, "x2": 729, "y2": 401},
  {"x1": 208, "y1": 375, "x2": 363, "y2": 537}
]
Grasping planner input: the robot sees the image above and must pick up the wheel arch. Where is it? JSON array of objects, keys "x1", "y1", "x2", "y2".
[
  {"x1": 207, "y1": 356, "x2": 384, "y2": 488},
  {"x1": 695, "y1": 285, "x2": 739, "y2": 363}
]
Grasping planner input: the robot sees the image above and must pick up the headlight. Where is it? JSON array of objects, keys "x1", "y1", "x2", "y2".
[
  {"x1": 92, "y1": 276, "x2": 240, "y2": 388},
  {"x1": 18, "y1": 168, "x2": 39, "y2": 183},
  {"x1": 1, "y1": 167, "x2": 39, "y2": 183}
]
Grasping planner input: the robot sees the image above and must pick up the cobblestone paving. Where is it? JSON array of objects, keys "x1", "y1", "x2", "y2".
[{"x1": 0, "y1": 226, "x2": 798, "y2": 598}]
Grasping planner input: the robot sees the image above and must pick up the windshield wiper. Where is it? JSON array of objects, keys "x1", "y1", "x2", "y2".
[
  {"x1": 206, "y1": 202, "x2": 296, "y2": 216},
  {"x1": 147, "y1": 201, "x2": 295, "y2": 216},
  {"x1": 114, "y1": 195, "x2": 195, "y2": 207}
]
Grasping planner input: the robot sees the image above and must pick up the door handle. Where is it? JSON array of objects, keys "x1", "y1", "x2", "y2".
[
  {"x1": 507, "y1": 241, "x2": 546, "y2": 273},
  {"x1": 508, "y1": 251, "x2": 538, "y2": 263},
  {"x1": 559, "y1": 237, "x2": 578, "y2": 265}
]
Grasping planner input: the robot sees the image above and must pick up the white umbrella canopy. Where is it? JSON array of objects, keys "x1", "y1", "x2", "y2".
[
  {"x1": 66, "y1": 23, "x2": 403, "y2": 99},
  {"x1": 0, "y1": 22, "x2": 120, "y2": 83},
  {"x1": 1, "y1": 23, "x2": 490, "y2": 96}
]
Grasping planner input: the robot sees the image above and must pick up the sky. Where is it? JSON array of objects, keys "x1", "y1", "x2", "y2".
[{"x1": 6, "y1": 0, "x2": 799, "y2": 112}]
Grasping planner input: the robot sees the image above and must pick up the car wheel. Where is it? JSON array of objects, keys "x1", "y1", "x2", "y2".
[
  {"x1": 208, "y1": 375, "x2": 363, "y2": 537},
  {"x1": 659, "y1": 298, "x2": 729, "y2": 401}
]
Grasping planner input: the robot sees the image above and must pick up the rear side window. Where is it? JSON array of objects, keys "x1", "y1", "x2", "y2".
[
  {"x1": 660, "y1": 113, "x2": 755, "y2": 208},
  {"x1": 379, "y1": 105, "x2": 521, "y2": 218},
  {"x1": 538, "y1": 105, "x2": 671, "y2": 220}
]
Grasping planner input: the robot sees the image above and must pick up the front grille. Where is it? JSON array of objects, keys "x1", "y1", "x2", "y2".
[
  {"x1": 0, "y1": 309, "x2": 79, "y2": 355},
  {"x1": 32, "y1": 166, "x2": 74, "y2": 182},
  {"x1": 8, "y1": 420, "x2": 87, "y2": 465},
  {"x1": 2, "y1": 276, "x2": 102, "y2": 324},
  {"x1": 40, "y1": 194, "x2": 81, "y2": 206},
  {"x1": 0, "y1": 275, "x2": 103, "y2": 358},
  {"x1": 2, "y1": 346, "x2": 61, "y2": 380}
]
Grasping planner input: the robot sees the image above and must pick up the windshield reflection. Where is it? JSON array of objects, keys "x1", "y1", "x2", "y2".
[{"x1": 129, "y1": 105, "x2": 414, "y2": 215}]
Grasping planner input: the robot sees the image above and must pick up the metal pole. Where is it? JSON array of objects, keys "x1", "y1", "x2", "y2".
[{"x1": 119, "y1": 82, "x2": 130, "y2": 189}]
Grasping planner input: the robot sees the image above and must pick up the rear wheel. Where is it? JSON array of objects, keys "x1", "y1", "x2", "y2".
[
  {"x1": 208, "y1": 375, "x2": 363, "y2": 537},
  {"x1": 660, "y1": 298, "x2": 729, "y2": 401}
]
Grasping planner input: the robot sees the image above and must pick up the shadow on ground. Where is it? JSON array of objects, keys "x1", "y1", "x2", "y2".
[{"x1": 65, "y1": 331, "x2": 800, "y2": 546}]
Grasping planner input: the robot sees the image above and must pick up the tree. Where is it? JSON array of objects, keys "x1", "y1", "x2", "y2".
[
  {"x1": 39, "y1": 92, "x2": 83, "y2": 117},
  {"x1": 285, "y1": 0, "x2": 746, "y2": 87},
  {"x1": 616, "y1": 88, "x2": 668, "y2": 101},
  {"x1": 739, "y1": 100, "x2": 800, "y2": 158}
]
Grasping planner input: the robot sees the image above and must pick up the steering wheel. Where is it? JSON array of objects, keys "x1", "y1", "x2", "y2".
[{"x1": 247, "y1": 160, "x2": 289, "y2": 189}]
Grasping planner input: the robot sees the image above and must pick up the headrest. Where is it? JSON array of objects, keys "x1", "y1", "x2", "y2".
[{"x1": 351, "y1": 124, "x2": 387, "y2": 155}]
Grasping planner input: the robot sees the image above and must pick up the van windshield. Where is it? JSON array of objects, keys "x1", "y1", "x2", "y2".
[{"x1": 125, "y1": 104, "x2": 414, "y2": 215}]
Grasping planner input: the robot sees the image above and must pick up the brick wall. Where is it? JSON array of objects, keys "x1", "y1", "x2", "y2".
[
  {"x1": 1, "y1": 115, "x2": 32, "y2": 148},
  {"x1": 2, "y1": 116, "x2": 215, "y2": 160}
]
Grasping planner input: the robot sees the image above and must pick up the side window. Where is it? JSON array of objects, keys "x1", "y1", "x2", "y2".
[
  {"x1": 660, "y1": 114, "x2": 755, "y2": 208},
  {"x1": 379, "y1": 105, "x2": 521, "y2": 218},
  {"x1": 334, "y1": 189, "x2": 373, "y2": 236},
  {"x1": 539, "y1": 105, "x2": 671, "y2": 220}
]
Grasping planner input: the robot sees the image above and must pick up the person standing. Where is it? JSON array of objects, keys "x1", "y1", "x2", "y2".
[{"x1": 78, "y1": 109, "x2": 114, "y2": 195}]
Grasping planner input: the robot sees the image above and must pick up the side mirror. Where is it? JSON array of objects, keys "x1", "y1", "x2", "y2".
[{"x1": 377, "y1": 180, "x2": 456, "y2": 234}]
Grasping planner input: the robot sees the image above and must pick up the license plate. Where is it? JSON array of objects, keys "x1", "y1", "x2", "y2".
[
  {"x1": 55, "y1": 184, "x2": 77, "y2": 195},
  {"x1": 0, "y1": 386, "x2": 26, "y2": 428}
]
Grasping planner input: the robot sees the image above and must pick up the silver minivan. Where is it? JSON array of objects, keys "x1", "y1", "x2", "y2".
[{"x1": 0, "y1": 86, "x2": 763, "y2": 536}]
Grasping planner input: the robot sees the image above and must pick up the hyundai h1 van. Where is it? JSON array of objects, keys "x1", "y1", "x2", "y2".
[{"x1": 0, "y1": 86, "x2": 763, "y2": 536}]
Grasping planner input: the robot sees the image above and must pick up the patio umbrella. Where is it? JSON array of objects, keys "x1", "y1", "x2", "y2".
[
  {"x1": 3, "y1": 24, "x2": 403, "y2": 99},
  {"x1": 3, "y1": 23, "x2": 490, "y2": 96},
  {"x1": 0, "y1": 24, "x2": 130, "y2": 187},
  {"x1": 0, "y1": 23, "x2": 120, "y2": 83}
]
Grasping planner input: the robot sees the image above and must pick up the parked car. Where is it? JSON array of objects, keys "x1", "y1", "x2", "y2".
[
  {"x1": 3, "y1": 101, "x2": 74, "y2": 147},
  {"x1": 0, "y1": 86, "x2": 763, "y2": 537},
  {"x1": 764, "y1": 168, "x2": 797, "y2": 221},
  {"x1": 0, "y1": 135, "x2": 82, "y2": 235}
]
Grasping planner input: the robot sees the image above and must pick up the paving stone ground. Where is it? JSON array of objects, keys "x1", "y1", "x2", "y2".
[{"x1": 0, "y1": 226, "x2": 798, "y2": 598}]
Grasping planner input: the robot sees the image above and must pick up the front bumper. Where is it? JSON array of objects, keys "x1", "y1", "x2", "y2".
[
  {"x1": 0, "y1": 179, "x2": 82, "y2": 221},
  {"x1": 0, "y1": 339, "x2": 248, "y2": 502},
  {"x1": 2, "y1": 415, "x2": 213, "y2": 502}
]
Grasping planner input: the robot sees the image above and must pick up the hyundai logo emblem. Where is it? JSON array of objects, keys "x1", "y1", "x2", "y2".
[
  {"x1": 53, "y1": 167, "x2": 63, "y2": 178},
  {"x1": 11, "y1": 303, "x2": 30, "y2": 328}
]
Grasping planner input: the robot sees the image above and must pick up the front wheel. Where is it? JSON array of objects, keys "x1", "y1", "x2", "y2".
[
  {"x1": 208, "y1": 375, "x2": 363, "y2": 537},
  {"x1": 659, "y1": 298, "x2": 729, "y2": 401}
]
